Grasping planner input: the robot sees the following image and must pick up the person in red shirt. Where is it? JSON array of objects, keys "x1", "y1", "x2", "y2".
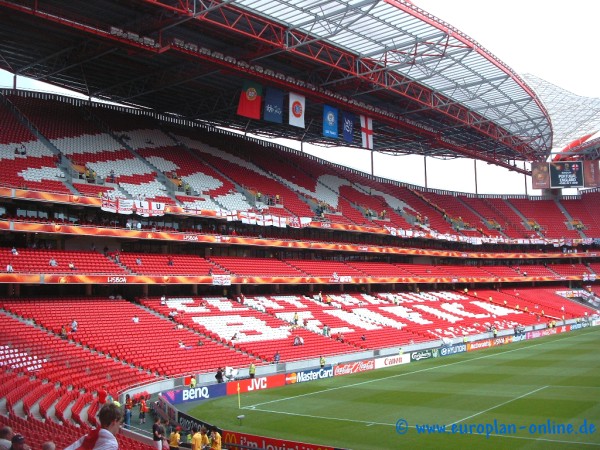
[
  {"x1": 97, "y1": 385, "x2": 108, "y2": 407},
  {"x1": 139, "y1": 396, "x2": 148, "y2": 424}
]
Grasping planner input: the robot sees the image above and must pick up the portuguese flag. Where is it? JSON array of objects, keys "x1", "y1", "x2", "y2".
[{"x1": 237, "y1": 80, "x2": 263, "y2": 119}]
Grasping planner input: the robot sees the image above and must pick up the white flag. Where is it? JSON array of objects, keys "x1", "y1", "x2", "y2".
[
  {"x1": 289, "y1": 92, "x2": 306, "y2": 128},
  {"x1": 360, "y1": 115, "x2": 373, "y2": 149}
]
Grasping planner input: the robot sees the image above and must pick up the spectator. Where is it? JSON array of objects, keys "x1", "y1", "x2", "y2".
[
  {"x1": 152, "y1": 417, "x2": 165, "y2": 450},
  {"x1": 293, "y1": 335, "x2": 304, "y2": 346},
  {"x1": 160, "y1": 295, "x2": 167, "y2": 305},
  {"x1": 215, "y1": 368, "x2": 224, "y2": 383},
  {"x1": 273, "y1": 351, "x2": 280, "y2": 364},
  {"x1": 138, "y1": 395, "x2": 148, "y2": 424},
  {"x1": 97, "y1": 385, "x2": 108, "y2": 407},
  {"x1": 136, "y1": 257, "x2": 142, "y2": 266},
  {"x1": 124, "y1": 394, "x2": 133, "y2": 429},
  {"x1": 209, "y1": 426, "x2": 221, "y2": 450},
  {"x1": 70, "y1": 319, "x2": 78, "y2": 333},
  {"x1": 9, "y1": 434, "x2": 27, "y2": 450},
  {"x1": 65, "y1": 403, "x2": 123, "y2": 450},
  {"x1": 6, "y1": 263, "x2": 13, "y2": 273},
  {"x1": 41, "y1": 442, "x2": 56, "y2": 450},
  {"x1": 11, "y1": 247, "x2": 18, "y2": 256},
  {"x1": 49, "y1": 258, "x2": 58, "y2": 267},
  {"x1": 169, "y1": 426, "x2": 181, "y2": 450},
  {"x1": 132, "y1": 315, "x2": 140, "y2": 323},
  {"x1": 167, "y1": 256, "x2": 174, "y2": 266},
  {"x1": 68, "y1": 261, "x2": 77, "y2": 270},
  {"x1": 0, "y1": 426, "x2": 14, "y2": 450}
]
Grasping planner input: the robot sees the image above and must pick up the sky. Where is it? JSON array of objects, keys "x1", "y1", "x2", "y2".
[{"x1": 1, "y1": 0, "x2": 598, "y2": 195}]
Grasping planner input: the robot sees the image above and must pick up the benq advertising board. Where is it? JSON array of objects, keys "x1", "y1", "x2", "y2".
[
  {"x1": 285, "y1": 365, "x2": 334, "y2": 384},
  {"x1": 161, "y1": 383, "x2": 227, "y2": 405}
]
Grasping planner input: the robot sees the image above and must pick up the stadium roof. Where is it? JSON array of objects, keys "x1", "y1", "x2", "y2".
[
  {"x1": 522, "y1": 73, "x2": 600, "y2": 161},
  {"x1": 0, "y1": 0, "x2": 552, "y2": 172}
]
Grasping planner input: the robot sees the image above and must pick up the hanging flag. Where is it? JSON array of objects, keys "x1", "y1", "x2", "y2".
[
  {"x1": 289, "y1": 92, "x2": 305, "y2": 128},
  {"x1": 323, "y1": 105, "x2": 338, "y2": 138},
  {"x1": 237, "y1": 80, "x2": 263, "y2": 119},
  {"x1": 342, "y1": 111, "x2": 354, "y2": 144},
  {"x1": 360, "y1": 115, "x2": 373, "y2": 149},
  {"x1": 263, "y1": 88, "x2": 284, "y2": 123}
]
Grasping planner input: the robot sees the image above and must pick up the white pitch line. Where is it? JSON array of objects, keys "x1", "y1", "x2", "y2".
[
  {"x1": 246, "y1": 328, "x2": 596, "y2": 409},
  {"x1": 249, "y1": 406, "x2": 600, "y2": 447},
  {"x1": 245, "y1": 407, "x2": 395, "y2": 427},
  {"x1": 448, "y1": 385, "x2": 549, "y2": 426}
]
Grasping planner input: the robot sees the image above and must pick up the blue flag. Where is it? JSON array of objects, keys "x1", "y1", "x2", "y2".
[
  {"x1": 263, "y1": 88, "x2": 284, "y2": 123},
  {"x1": 342, "y1": 111, "x2": 354, "y2": 143},
  {"x1": 323, "y1": 105, "x2": 338, "y2": 138}
]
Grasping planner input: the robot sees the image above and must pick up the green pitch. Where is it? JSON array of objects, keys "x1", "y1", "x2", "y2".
[{"x1": 187, "y1": 327, "x2": 600, "y2": 449}]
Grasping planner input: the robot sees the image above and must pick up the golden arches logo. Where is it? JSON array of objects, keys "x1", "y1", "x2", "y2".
[{"x1": 223, "y1": 432, "x2": 238, "y2": 445}]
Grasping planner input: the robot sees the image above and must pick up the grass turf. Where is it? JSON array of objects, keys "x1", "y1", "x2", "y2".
[{"x1": 187, "y1": 327, "x2": 600, "y2": 449}]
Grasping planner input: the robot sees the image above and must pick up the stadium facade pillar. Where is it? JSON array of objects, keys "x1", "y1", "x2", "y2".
[
  {"x1": 85, "y1": 284, "x2": 92, "y2": 296},
  {"x1": 192, "y1": 284, "x2": 198, "y2": 295},
  {"x1": 474, "y1": 159, "x2": 478, "y2": 195},
  {"x1": 142, "y1": 284, "x2": 148, "y2": 297},
  {"x1": 308, "y1": 284, "x2": 314, "y2": 293}
]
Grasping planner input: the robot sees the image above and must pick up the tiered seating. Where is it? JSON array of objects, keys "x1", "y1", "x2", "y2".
[
  {"x1": 460, "y1": 196, "x2": 512, "y2": 236},
  {"x1": 335, "y1": 197, "x2": 371, "y2": 225},
  {"x1": 284, "y1": 259, "x2": 365, "y2": 277},
  {"x1": 0, "y1": 248, "x2": 126, "y2": 274},
  {"x1": 3, "y1": 297, "x2": 258, "y2": 376},
  {"x1": 338, "y1": 185, "x2": 410, "y2": 228},
  {"x1": 118, "y1": 253, "x2": 222, "y2": 276},
  {"x1": 548, "y1": 263, "x2": 593, "y2": 277},
  {"x1": 345, "y1": 261, "x2": 412, "y2": 277},
  {"x1": 434, "y1": 265, "x2": 489, "y2": 278},
  {"x1": 479, "y1": 265, "x2": 521, "y2": 278},
  {"x1": 0, "y1": 311, "x2": 156, "y2": 391},
  {"x1": 508, "y1": 198, "x2": 580, "y2": 239},
  {"x1": 587, "y1": 262, "x2": 600, "y2": 275},
  {"x1": 481, "y1": 198, "x2": 530, "y2": 238},
  {"x1": 210, "y1": 257, "x2": 306, "y2": 277},
  {"x1": 175, "y1": 135, "x2": 314, "y2": 218},
  {"x1": 487, "y1": 288, "x2": 591, "y2": 319},
  {"x1": 140, "y1": 295, "x2": 353, "y2": 363},
  {"x1": 560, "y1": 193, "x2": 600, "y2": 237},
  {"x1": 0, "y1": 101, "x2": 69, "y2": 193},
  {"x1": 393, "y1": 263, "x2": 452, "y2": 278},
  {"x1": 422, "y1": 191, "x2": 497, "y2": 236},
  {"x1": 8, "y1": 95, "x2": 169, "y2": 199},
  {"x1": 394, "y1": 186, "x2": 456, "y2": 234}
]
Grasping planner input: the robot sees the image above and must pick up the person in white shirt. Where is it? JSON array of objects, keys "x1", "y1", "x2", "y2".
[
  {"x1": 65, "y1": 403, "x2": 123, "y2": 450},
  {"x1": 6, "y1": 263, "x2": 14, "y2": 273}
]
